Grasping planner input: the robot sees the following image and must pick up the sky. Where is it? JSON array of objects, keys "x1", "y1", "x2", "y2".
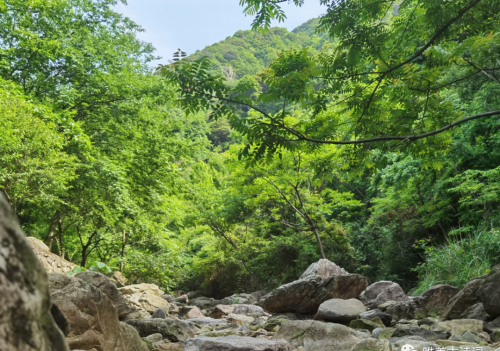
[{"x1": 114, "y1": 0, "x2": 326, "y2": 65}]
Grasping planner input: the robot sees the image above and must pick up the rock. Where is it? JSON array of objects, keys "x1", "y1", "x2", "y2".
[
  {"x1": 173, "y1": 294, "x2": 189, "y2": 304},
  {"x1": 441, "y1": 277, "x2": 485, "y2": 320},
  {"x1": 227, "y1": 313, "x2": 255, "y2": 325},
  {"x1": 153, "y1": 308, "x2": 168, "y2": 319},
  {"x1": 144, "y1": 333, "x2": 164, "y2": 343},
  {"x1": 393, "y1": 325, "x2": 450, "y2": 341},
  {"x1": 157, "y1": 344, "x2": 185, "y2": 351},
  {"x1": 389, "y1": 336, "x2": 439, "y2": 351},
  {"x1": 187, "y1": 291, "x2": 204, "y2": 299},
  {"x1": 358, "y1": 309, "x2": 392, "y2": 327},
  {"x1": 350, "y1": 338, "x2": 391, "y2": 351},
  {"x1": 186, "y1": 318, "x2": 225, "y2": 326},
  {"x1": 120, "y1": 283, "x2": 171, "y2": 314},
  {"x1": 211, "y1": 304, "x2": 267, "y2": 319},
  {"x1": 461, "y1": 302, "x2": 493, "y2": 321},
  {"x1": 417, "y1": 318, "x2": 438, "y2": 327},
  {"x1": 436, "y1": 339, "x2": 496, "y2": 351},
  {"x1": 48, "y1": 273, "x2": 148, "y2": 351},
  {"x1": 261, "y1": 274, "x2": 368, "y2": 314},
  {"x1": 350, "y1": 318, "x2": 384, "y2": 332},
  {"x1": 431, "y1": 319, "x2": 484, "y2": 337},
  {"x1": 0, "y1": 196, "x2": 69, "y2": 351},
  {"x1": 274, "y1": 320, "x2": 363, "y2": 351},
  {"x1": 75, "y1": 270, "x2": 132, "y2": 319},
  {"x1": 299, "y1": 259, "x2": 349, "y2": 279},
  {"x1": 126, "y1": 318, "x2": 198, "y2": 342},
  {"x1": 184, "y1": 336, "x2": 291, "y2": 351},
  {"x1": 263, "y1": 314, "x2": 297, "y2": 332},
  {"x1": 107, "y1": 271, "x2": 128, "y2": 288},
  {"x1": 460, "y1": 329, "x2": 489, "y2": 343},
  {"x1": 413, "y1": 284, "x2": 460, "y2": 318},
  {"x1": 180, "y1": 306, "x2": 206, "y2": 319},
  {"x1": 26, "y1": 236, "x2": 78, "y2": 274},
  {"x1": 373, "y1": 327, "x2": 395, "y2": 339},
  {"x1": 120, "y1": 283, "x2": 164, "y2": 296},
  {"x1": 314, "y1": 298, "x2": 366, "y2": 323},
  {"x1": 359, "y1": 281, "x2": 409, "y2": 308},
  {"x1": 385, "y1": 300, "x2": 416, "y2": 321},
  {"x1": 190, "y1": 297, "x2": 219, "y2": 309},
  {"x1": 222, "y1": 293, "x2": 258, "y2": 305},
  {"x1": 479, "y1": 265, "x2": 500, "y2": 318}
]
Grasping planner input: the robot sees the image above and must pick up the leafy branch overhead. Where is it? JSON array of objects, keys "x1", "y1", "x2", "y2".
[{"x1": 165, "y1": 0, "x2": 500, "y2": 162}]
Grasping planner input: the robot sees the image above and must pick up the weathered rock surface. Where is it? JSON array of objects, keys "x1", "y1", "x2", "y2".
[
  {"x1": 180, "y1": 306, "x2": 206, "y2": 319},
  {"x1": 106, "y1": 271, "x2": 128, "y2": 288},
  {"x1": 385, "y1": 300, "x2": 416, "y2": 321},
  {"x1": 358, "y1": 309, "x2": 392, "y2": 327},
  {"x1": 261, "y1": 274, "x2": 368, "y2": 314},
  {"x1": 359, "y1": 281, "x2": 409, "y2": 308},
  {"x1": 211, "y1": 304, "x2": 267, "y2": 319},
  {"x1": 431, "y1": 319, "x2": 484, "y2": 336},
  {"x1": 479, "y1": 265, "x2": 500, "y2": 318},
  {"x1": 350, "y1": 318, "x2": 384, "y2": 332},
  {"x1": 350, "y1": 338, "x2": 391, "y2": 351},
  {"x1": 314, "y1": 298, "x2": 366, "y2": 323},
  {"x1": 461, "y1": 302, "x2": 492, "y2": 321},
  {"x1": 26, "y1": 236, "x2": 78, "y2": 274},
  {"x1": 119, "y1": 283, "x2": 171, "y2": 314},
  {"x1": 389, "y1": 336, "x2": 439, "y2": 351},
  {"x1": 48, "y1": 272, "x2": 148, "y2": 351},
  {"x1": 441, "y1": 277, "x2": 485, "y2": 320},
  {"x1": 273, "y1": 320, "x2": 363, "y2": 351},
  {"x1": 299, "y1": 259, "x2": 348, "y2": 279},
  {"x1": 185, "y1": 336, "x2": 291, "y2": 351},
  {"x1": 153, "y1": 308, "x2": 168, "y2": 319},
  {"x1": 393, "y1": 324, "x2": 450, "y2": 341},
  {"x1": 413, "y1": 284, "x2": 459, "y2": 318},
  {"x1": 190, "y1": 297, "x2": 220, "y2": 309},
  {"x1": 126, "y1": 318, "x2": 198, "y2": 342},
  {"x1": 0, "y1": 196, "x2": 69, "y2": 351},
  {"x1": 75, "y1": 270, "x2": 132, "y2": 319}
]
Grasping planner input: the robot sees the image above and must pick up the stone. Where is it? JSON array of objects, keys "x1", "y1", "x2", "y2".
[
  {"x1": 417, "y1": 318, "x2": 438, "y2": 327},
  {"x1": 211, "y1": 304, "x2": 267, "y2": 319},
  {"x1": 461, "y1": 302, "x2": 492, "y2": 322},
  {"x1": 180, "y1": 306, "x2": 206, "y2": 319},
  {"x1": 144, "y1": 333, "x2": 164, "y2": 343},
  {"x1": 314, "y1": 298, "x2": 366, "y2": 323},
  {"x1": 107, "y1": 271, "x2": 128, "y2": 288},
  {"x1": 358, "y1": 309, "x2": 392, "y2": 327},
  {"x1": 274, "y1": 320, "x2": 363, "y2": 351},
  {"x1": 373, "y1": 327, "x2": 395, "y2": 339},
  {"x1": 350, "y1": 318, "x2": 384, "y2": 332},
  {"x1": 460, "y1": 329, "x2": 489, "y2": 343},
  {"x1": 0, "y1": 196, "x2": 69, "y2": 351},
  {"x1": 187, "y1": 291, "x2": 204, "y2": 299},
  {"x1": 222, "y1": 293, "x2": 258, "y2": 305},
  {"x1": 431, "y1": 319, "x2": 484, "y2": 337},
  {"x1": 120, "y1": 283, "x2": 163, "y2": 296},
  {"x1": 479, "y1": 265, "x2": 500, "y2": 318},
  {"x1": 299, "y1": 259, "x2": 349, "y2": 279},
  {"x1": 184, "y1": 336, "x2": 291, "y2": 351},
  {"x1": 359, "y1": 281, "x2": 409, "y2": 308},
  {"x1": 436, "y1": 339, "x2": 496, "y2": 351},
  {"x1": 227, "y1": 313, "x2": 255, "y2": 325},
  {"x1": 173, "y1": 294, "x2": 189, "y2": 304},
  {"x1": 261, "y1": 274, "x2": 368, "y2": 314},
  {"x1": 48, "y1": 273, "x2": 148, "y2": 351},
  {"x1": 350, "y1": 338, "x2": 391, "y2": 351},
  {"x1": 413, "y1": 284, "x2": 460, "y2": 318},
  {"x1": 393, "y1": 325, "x2": 450, "y2": 341},
  {"x1": 75, "y1": 270, "x2": 132, "y2": 319},
  {"x1": 263, "y1": 314, "x2": 297, "y2": 332},
  {"x1": 157, "y1": 344, "x2": 184, "y2": 351},
  {"x1": 120, "y1": 283, "x2": 171, "y2": 314},
  {"x1": 190, "y1": 297, "x2": 220, "y2": 309},
  {"x1": 389, "y1": 336, "x2": 439, "y2": 351},
  {"x1": 441, "y1": 277, "x2": 485, "y2": 320},
  {"x1": 153, "y1": 308, "x2": 168, "y2": 319},
  {"x1": 385, "y1": 300, "x2": 416, "y2": 321},
  {"x1": 26, "y1": 236, "x2": 78, "y2": 274},
  {"x1": 126, "y1": 318, "x2": 198, "y2": 342},
  {"x1": 186, "y1": 318, "x2": 225, "y2": 326}
]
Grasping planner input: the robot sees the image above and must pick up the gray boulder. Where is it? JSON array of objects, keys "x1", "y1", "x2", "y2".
[
  {"x1": 389, "y1": 336, "x2": 439, "y2": 351},
  {"x1": 359, "y1": 281, "x2": 409, "y2": 308},
  {"x1": 184, "y1": 336, "x2": 291, "y2": 351},
  {"x1": 125, "y1": 318, "x2": 198, "y2": 342},
  {"x1": 190, "y1": 297, "x2": 220, "y2": 309},
  {"x1": 314, "y1": 298, "x2": 366, "y2": 323},
  {"x1": 152, "y1": 308, "x2": 168, "y2": 319},
  {"x1": 441, "y1": 276, "x2": 485, "y2": 320},
  {"x1": 273, "y1": 320, "x2": 363, "y2": 351},
  {"x1": 358, "y1": 309, "x2": 392, "y2": 327},
  {"x1": 461, "y1": 302, "x2": 492, "y2": 322},
  {"x1": 413, "y1": 284, "x2": 459, "y2": 318},
  {"x1": 393, "y1": 325, "x2": 450, "y2": 341},
  {"x1": 75, "y1": 270, "x2": 132, "y2": 319},
  {"x1": 0, "y1": 195, "x2": 69, "y2": 351},
  {"x1": 261, "y1": 274, "x2": 368, "y2": 314},
  {"x1": 299, "y1": 259, "x2": 349, "y2": 279},
  {"x1": 479, "y1": 265, "x2": 500, "y2": 318}
]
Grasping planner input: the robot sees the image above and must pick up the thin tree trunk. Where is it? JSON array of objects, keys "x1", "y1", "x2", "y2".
[
  {"x1": 45, "y1": 211, "x2": 60, "y2": 251},
  {"x1": 313, "y1": 227, "x2": 326, "y2": 259},
  {"x1": 120, "y1": 230, "x2": 127, "y2": 272},
  {"x1": 57, "y1": 219, "x2": 64, "y2": 260}
]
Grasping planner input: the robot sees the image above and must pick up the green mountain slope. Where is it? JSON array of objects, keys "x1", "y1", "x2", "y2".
[{"x1": 189, "y1": 18, "x2": 332, "y2": 80}]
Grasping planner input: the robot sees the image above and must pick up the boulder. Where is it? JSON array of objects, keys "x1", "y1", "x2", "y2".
[
  {"x1": 180, "y1": 306, "x2": 206, "y2": 319},
  {"x1": 299, "y1": 259, "x2": 349, "y2": 279},
  {"x1": 187, "y1": 291, "x2": 204, "y2": 299},
  {"x1": 0, "y1": 196, "x2": 69, "y2": 351},
  {"x1": 314, "y1": 298, "x2": 366, "y2": 323},
  {"x1": 263, "y1": 314, "x2": 298, "y2": 332},
  {"x1": 431, "y1": 319, "x2": 483, "y2": 337},
  {"x1": 359, "y1": 281, "x2": 409, "y2": 308},
  {"x1": 120, "y1": 283, "x2": 163, "y2": 296},
  {"x1": 190, "y1": 297, "x2": 220, "y2": 309},
  {"x1": 479, "y1": 265, "x2": 500, "y2": 318},
  {"x1": 385, "y1": 300, "x2": 416, "y2": 321},
  {"x1": 261, "y1": 274, "x2": 368, "y2": 314},
  {"x1": 393, "y1": 325, "x2": 450, "y2": 341},
  {"x1": 461, "y1": 302, "x2": 492, "y2": 322},
  {"x1": 184, "y1": 336, "x2": 291, "y2": 351},
  {"x1": 75, "y1": 270, "x2": 132, "y2": 319},
  {"x1": 350, "y1": 338, "x2": 391, "y2": 351},
  {"x1": 350, "y1": 318, "x2": 384, "y2": 332},
  {"x1": 413, "y1": 284, "x2": 459, "y2": 318},
  {"x1": 273, "y1": 320, "x2": 363, "y2": 351},
  {"x1": 441, "y1": 277, "x2": 485, "y2": 320},
  {"x1": 211, "y1": 304, "x2": 267, "y2": 319},
  {"x1": 26, "y1": 236, "x2": 78, "y2": 274},
  {"x1": 227, "y1": 313, "x2": 255, "y2": 326},
  {"x1": 125, "y1": 318, "x2": 198, "y2": 342},
  {"x1": 107, "y1": 271, "x2": 128, "y2": 288},
  {"x1": 358, "y1": 309, "x2": 392, "y2": 327},
  {"x1": 120, "y1": 283, "x2": 171, "y2": 314},
  {"x1": 389, "y1": 336, "x2": 439, "y2": 351},
  {"x1": 222, "y1": 293, "x2": 258, "y2": 305},
  {"x1": 48, "y1": 273, "x2": 148, "y2": 351},
  {"x1": 152, "y1": 308, "x2": 168, "y2": 319},
  {"x1": 436, "y1": 339, "x2": 496, "y2": 351}
]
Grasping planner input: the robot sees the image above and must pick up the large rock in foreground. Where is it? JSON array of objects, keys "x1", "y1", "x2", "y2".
[
  {"x1": 300, "y1": 259, "x2": 348, "y2": 279},
  {"x1": 413, "y1": 284, "x2": 459, "y2": 318},
  {"x1": 314, "y1": 298, "x2": 366, "y2": 323},
  {"x1": 184, "y1": 336, "x2": 291, "y2": 351},
  {"x1": 359, "y1": 281, "x2": 408, "y2": 308},
  {"x1": 0, "y1": 196, "x2": 69, "y2": 351},
  {"x1": 48, "y1": 273, "x2": 148, "y2": 351},
  {"x1": 273, "y1": 320, "x2": 363, "y2": 351},
  {"x1": 262, "y1": 274, "x2": 368, "y2": 314},
  {"x1": 441, "y1": 277, "x2": 485, "y2": 320}
]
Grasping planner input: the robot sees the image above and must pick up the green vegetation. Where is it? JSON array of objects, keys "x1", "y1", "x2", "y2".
[{"x1": 1, "y1": 0, "x2": 500, "y2": 296}]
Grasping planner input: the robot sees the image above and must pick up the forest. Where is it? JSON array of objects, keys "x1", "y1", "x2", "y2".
[{"x1": 1, "y1": 0, "x2": 500, "y2": 299}]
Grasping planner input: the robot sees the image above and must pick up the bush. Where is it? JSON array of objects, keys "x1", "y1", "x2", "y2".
[{"x1": 414, "y1": 228, "x2": 500, "y2": 294}]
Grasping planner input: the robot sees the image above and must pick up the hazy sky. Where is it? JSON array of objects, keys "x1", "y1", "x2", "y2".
[{"x1": 114, "y1": 0, "x2": 326, "y2": 65}]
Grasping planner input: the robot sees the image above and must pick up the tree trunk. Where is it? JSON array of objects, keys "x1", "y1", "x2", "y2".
[
  {"x1": 120, "y1": 230, "x2": 127, "y2": 272},
  {"x1": 57, "y1": 219, "x2": 65, "y2": 260},
  {"x1": 44, "y1": 211, "x2": 60, "y2": 251},
  {"x1": 313, "y1": 227, "x2": 326, "y2": 259}
]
